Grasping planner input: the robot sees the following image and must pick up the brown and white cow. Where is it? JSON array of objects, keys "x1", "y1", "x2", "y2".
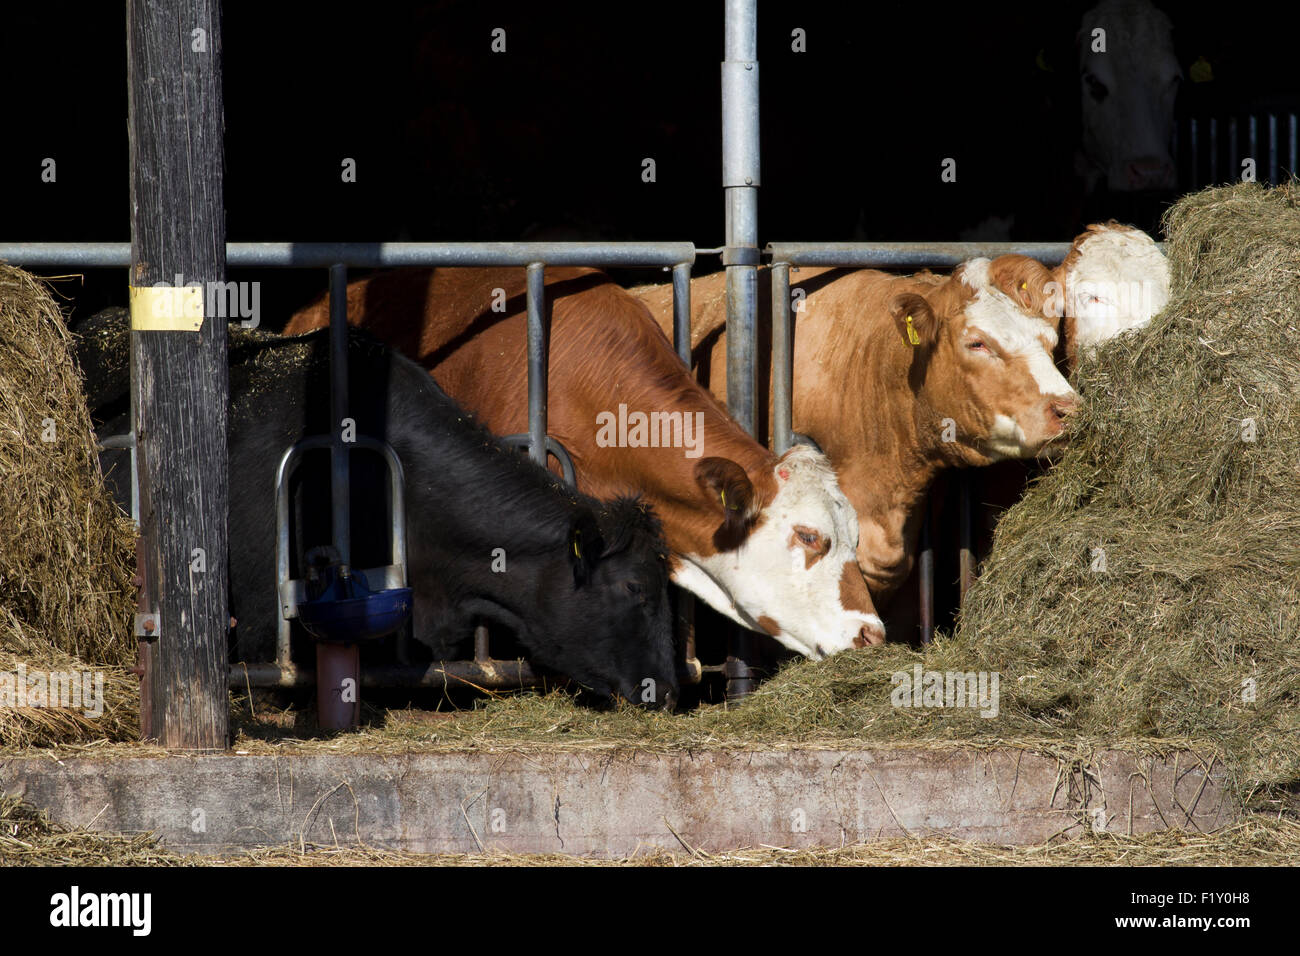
[
  {"x1": 1055, "y1": 221, "x2": 1170, "y2": 368},
  {"x1": 636, "y1": 255, "x2": 1079, "y2": 603},
  {"x1": 284, "y1": 267, "x2": 884, "y2": 659}
]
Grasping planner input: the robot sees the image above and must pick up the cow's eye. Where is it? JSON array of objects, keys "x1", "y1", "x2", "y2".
[
  {"x1": 797, "y1": 530, "x2": 820, "y2": 547},
  {"x1": 623, "y1": 581, "x2": 643, "y2": 597},
  {"x1": 967, "y1": 340, "x2": 987, "y2": 351},
  {"x1": 1084, "y1": 73, "x2": 1109, "y2": 102}
]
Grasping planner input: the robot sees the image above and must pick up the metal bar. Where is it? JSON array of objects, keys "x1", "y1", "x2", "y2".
[
  {"x1": 672, "y1": 262, "x2": 692, "y2": 367},
  {"x1": 1268, "y1": 114, "x2": 1278, "y2": 185},
  {"x1": 473, "y1": 625, "x2": 489, "y2": 663},
  {"x1": 1210, "y1": 116, "x2": 1218, "y2": 183},
  {"x1": 1290, "y1": 114, "x2": 1298, "y2": 181},
  {"x1": 499, "y1": 434, "x2": 577, "y2": 487},
  {"x1": 0, "y1": 241, "x2": 697, "y2": 270},
  {"x1": 1228, "y1": 116, "x2": 1238, "y2": 181},
  {"x1": 918, "y1": 507, "x2": 934, "y2": 645},
  {"x1": 231, "y1": 660, "x2": 543, "y2": 690},
  {"x1": 722, "y1": 0, "x2": 760, "y2": 703},
  {"x1": 771, "y1": 261, "x2": 792, "y2": 455},
  {"x1": 958, "y1": 473, "x2": 974, "y2": 604},
  {"x1": 1190, "y1": 117, "x2": 1199, "y2": 189},
  {"x1": 525, "y1": 262, "x2": 548, "y2": 466},
  {"x1": 329, "y1": 263, "x2": 350, "y2": 565},
  {"x1": 765, "y1": 241, "x2": 1090, "y2": 269},
  {"x1": 1248, "y1": 115, "x2": 1257, "y2": 182}
]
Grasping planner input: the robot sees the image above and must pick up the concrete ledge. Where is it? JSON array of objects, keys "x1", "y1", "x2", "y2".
[{"x1": 0, "y1": 748, "x2": 1236, "y2": 856}]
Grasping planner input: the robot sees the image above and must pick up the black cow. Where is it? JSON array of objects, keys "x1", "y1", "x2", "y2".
[{"x1": 75, "y1": 310, "x2": 677, "y2": 706}]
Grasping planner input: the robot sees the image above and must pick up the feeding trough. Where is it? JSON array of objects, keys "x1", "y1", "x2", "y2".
[{"x1": 296, "y1": 550, "x2": 412, "y2": 645}]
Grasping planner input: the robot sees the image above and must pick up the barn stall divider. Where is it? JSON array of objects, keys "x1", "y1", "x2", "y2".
[{"x1": 0, "y1": 0, "x2": 1162, "y2": 733}]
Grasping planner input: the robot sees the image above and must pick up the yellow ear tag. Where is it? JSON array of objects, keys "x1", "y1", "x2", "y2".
[
  {"x1": 1020, "y1": 281, "x2": 1028, "y2": 290},
  {"x1": 720, "y1": 489, "x2": 727, "y2": 508},
  {"x1": 905, "y1": 315, "x2": 921, "y2": 346},
  {"x1": 573, "y1": 529, "x2": 582, "y2": 559}
]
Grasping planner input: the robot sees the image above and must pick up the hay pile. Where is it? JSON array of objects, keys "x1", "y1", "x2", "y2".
[
  {"x1": 945, "y1": 181, "x2": 1300, "y2": 806},
  {"x1": 0, "y1": 264, "x2": 138, "y2": 745}
]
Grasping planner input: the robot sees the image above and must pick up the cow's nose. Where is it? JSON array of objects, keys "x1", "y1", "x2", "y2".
[
  {"x1": 1049, "y1": 393, "x2": 1081, "y2": 424},
  {"x1": 853, "y1": 619, "x2": 886, "y2": 648},
  {"x1": 1126, "y1": 156, "x2": 1176, "y2": 191}
]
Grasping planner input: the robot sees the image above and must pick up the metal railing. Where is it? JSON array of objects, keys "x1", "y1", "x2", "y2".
[
  {"x1": 1180, "y1": 111, "x2": 1299, "y2": 188},
  {"x1": 1, "y1": 240, "x2": 698, "y2": 690}
]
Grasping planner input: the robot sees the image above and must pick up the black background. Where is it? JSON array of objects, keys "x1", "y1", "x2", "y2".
[{"x1": 3, "y1": 0, "x2": 1299, "y2": 323}]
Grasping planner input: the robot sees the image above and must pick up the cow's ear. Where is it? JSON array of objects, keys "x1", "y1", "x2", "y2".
[
  {"x1": 889, "y1": 293, "x2": 938, "y2": 350},
  {"x1": 567, "y1": 511, "x2": 605, "y2": 587},
  {"x1": 695, "y1": 457, "x2": 756, "y2": 551},
  {"x1": 991, "y1": 256, "x2": 1057, "y2": 315}
]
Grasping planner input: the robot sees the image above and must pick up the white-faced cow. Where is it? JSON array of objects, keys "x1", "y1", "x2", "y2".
[
  {"x1": 636, "y1": 256, "x2": 1079, "y2": 605},
  {"x1": 285, "y1": 268, "x2": 885, "y2": 659},
  {"x1": 75, "y1": 310, "x2": 679, "y2": 706},
  {"x1": 1056, "y1": 221, "x2": 1171, "y2": 367},
  {"x1": 1077, "y1": 0, "x2": 1181, "y2": 193}
]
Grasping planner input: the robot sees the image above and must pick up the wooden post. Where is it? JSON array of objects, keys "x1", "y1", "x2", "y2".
[{"x1": 128, "y1": 0, "x2": 229, "y2": 749}]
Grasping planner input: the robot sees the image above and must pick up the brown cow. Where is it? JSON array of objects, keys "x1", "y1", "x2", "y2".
[
  {"x1": 635, "y1": 256, "x2": 1079, "y2": 603},
  {"x1": 285, "y1": 267, "x2": 885, "y2": 659}
]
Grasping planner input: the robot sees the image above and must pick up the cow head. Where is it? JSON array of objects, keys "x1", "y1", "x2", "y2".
[
  {"x1": 891, "y1": 255, "x2": 1079, "y2": 463},
  {"x1": 1077, "y1": 0, "x2": 1180, "y2": 192},
  {"x1": 1058, "y1": 222, "x2": 1170, "y2": 364},
  {"x1": 673, "y1": 444, "x2": 885, "y2": 659},
  {"x1": 532, "y1": 497, "x2": 677, "y2": 708}
]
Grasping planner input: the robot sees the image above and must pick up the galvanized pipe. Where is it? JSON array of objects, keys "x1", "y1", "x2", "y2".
[
  {"x1": 328, "y1": 263, "x2": 351, "y2": 566},
  {"x1": 918, "y1": 507, "x2": 935, "y2": 646},
  {"x1": 722, "y1": 0, "x2": 761, "y2": 702},
  {"x1": 1190, "y1": 118, "x2": 1199, "y2": 189},
  {"x1": 958, "y1": 473, "x2": 974, "y2": 604},
  {"x1": 0, "y1": 241, "x2": 697, "y2": 270},
  {"x1": 473, "y1": 625, "x2": 490, "y2": 663},
  {"x1": 525, "y1": 262, "x2": 548, "y2": 466},
  {"x1": 231, "y1": 660, "x2": 543, "y2": 690},
  {"x1": 1228, "y1": 116, "x2": 1239, "y2": 181},
  {"x1": 672, "y1": 262, "x2": 692, "y2": 367},
  {"x1": 1210, "y1": 117, "x2": 1219, "y2": 183},
  {"x1": 1268, "y1": 114, "x2": 1278, "y2": 185},
  {"x1": 770, "y1": 261, "x2": 792, "y2": 456},
  {"x1": 1248, "y1": 115, "x2": 1258, "y2": 182},
  {"x1": 1290, "y1": 114, "x2": 1298, "y2": 180},
  {"x1": 766, "y1": 241, "x2": 1087, "y2": 270}
]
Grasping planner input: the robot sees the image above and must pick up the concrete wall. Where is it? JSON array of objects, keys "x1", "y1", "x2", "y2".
[{"x1": 0, "y1": 747, "x2": 1236, "y2": 856}]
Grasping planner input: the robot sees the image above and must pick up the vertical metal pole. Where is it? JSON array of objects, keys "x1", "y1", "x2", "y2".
[
  {"x1": 1289, "y1": 114, "x2": 1298, "y2": 181},
  {"x1": 329, "y1": 263, "x2": 350, "y2": 565},
  {"x1": 473, "y1": 625, "x2": 489, "y2": 663},
  {"x1": 722, "y1": 0, "x2": 761, "y2": 701},
  {"x1": 1248, "y1": 115, "x2": 1257, "y2": 183},
  {"x1": 958, "y1": 473, "x2": 974, "y2": 604},
  {"x1": 771, "y1": 261, "x2": 792, "y2": 456},
  {"x1": 722, "y1": 0, "x2": 760, "y2": 436},
  {"x1": 1190, "y1": 118, "x2": 1199, "y2": 189},
  {"x1": 1228, "y1": 116, "x2": 1238, "y2": 182},
  {"x1": 672, "y1": 262, "x2": 692, "y2": 367},
  {"x1": 525, "y1": 262, "x2": 548, "y2": 467},
  {"x1": 918, "y1": 506, "x2": 935, "y2": 646},
  {"x1": 1268, "y1": 114, "x2": 1278, "y2": 185},
  {"x1": 1210, "y1": 117, "x2": 1219, "y2": 183}
]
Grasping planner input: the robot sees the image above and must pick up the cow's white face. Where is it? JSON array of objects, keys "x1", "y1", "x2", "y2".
[
  {"x1": 1078, "y1": 0, "x2": 1180, "y2": 192},
  {"x1": 955, "y1": 258, "x2": 1079, "y2": 459},
  {"x1": 674, "y1": 445, "x2": 884, "y2": 659},
  {"x1": 1065, "y1": 227, "x2": 1170, "y2": 354}
]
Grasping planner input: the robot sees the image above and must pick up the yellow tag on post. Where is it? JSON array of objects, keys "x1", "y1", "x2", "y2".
[
  {"x1": 906, "y1": 315, "x2": 921, "y2": 346},
  {"x1": 129, "y1": 285, "x2": 204, "y2": 332}
]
